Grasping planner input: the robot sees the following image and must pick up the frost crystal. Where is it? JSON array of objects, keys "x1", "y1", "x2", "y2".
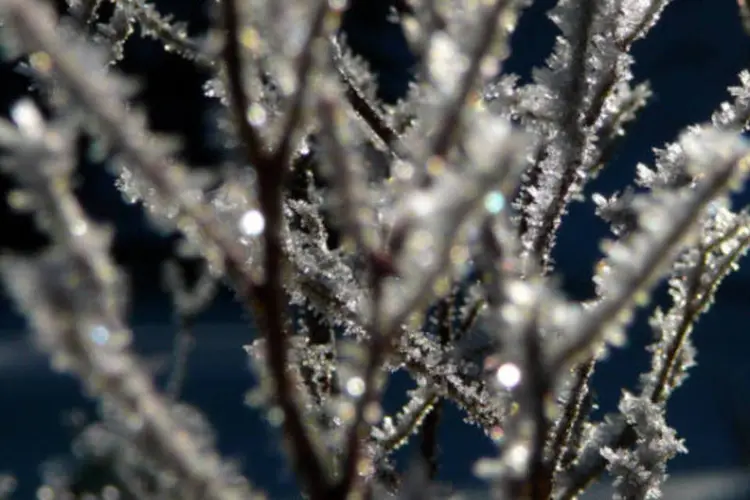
[{"x1": 602, "y1": 393, "x2": 686, "y2": 500}]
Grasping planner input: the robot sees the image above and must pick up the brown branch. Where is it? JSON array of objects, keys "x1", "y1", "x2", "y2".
[
  {"x1": 548, "y1": 358, "x2": 596, "y2": 481},
  {"x1": 332, "y1": 261, "x2": 391, "y2": 499},
  {"x1": 651, "y1": 227, "x2": 750, "y2": 404},
  {"x1": 419, "y1": 296, "x2": 451, "y2": 479},
  {"x1": 331, "y1": 35, "x2": 406, "y2": 156},
  {"x1": 220, "y1": 0, "x2": 265, "y2": 163},
  {"x1": 220, "y1": 1, "x2": 331, "y2": 497},
  {"x1": 419, "y1": 401, "x2": 443, "y2": 480},
  {"x1": 513, "y1": 318, "x2": 553, "y2": 500}
]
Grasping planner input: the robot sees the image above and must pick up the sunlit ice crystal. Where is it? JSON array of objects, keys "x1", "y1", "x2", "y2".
[
  {"x1": 427, "y1": 32, "x2": 467, "y2": 95},
  {"x1": 495, "y1": 362, "x2": 522, "y2": 389},
  {"x1": 504, "y1": 442, "x2": 531, "y2": 476},
  {"x1": 238, "y1": 209, "x2": 265, "y2": 236},
  {"x1": 89, "y1": 324, "x2": 111, "y2": 346},
  {"x1": 484, "y1": 191, "x2": 506, "y2": 214},
  {"x1": 10, "y1": 98, "x2": 44, "y2": 139},
  {"x1": 345, "y1": 376, "x2": 366, "y2": 398}
]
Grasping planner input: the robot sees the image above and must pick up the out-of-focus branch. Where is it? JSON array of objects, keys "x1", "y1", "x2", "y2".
[
  {"x1": 0, "y1": 0, "x2": 336, "y2": 496},
  {"x1": 0, "y1": 100, "x2": 254, "y2": 500},
  {"x1": 427, "y1": 0, "x2": 518, "y2": 158},
  {"x1": 220, "y1": 0, "x2": 265, "y2": 164}
]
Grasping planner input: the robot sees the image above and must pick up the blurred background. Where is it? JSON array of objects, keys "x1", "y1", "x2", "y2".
[{"x1": 0, "y1": 0, "x2": 750, "y2": 498}]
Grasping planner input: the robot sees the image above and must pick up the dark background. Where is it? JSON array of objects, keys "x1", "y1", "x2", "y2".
[{"x1": 0, "y1": 0, "x2": 749, "y2": 497}]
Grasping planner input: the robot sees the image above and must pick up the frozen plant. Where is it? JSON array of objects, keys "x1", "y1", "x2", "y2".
[{"x1": 0, "y1": 0, "x2": 748, "y2": 499}]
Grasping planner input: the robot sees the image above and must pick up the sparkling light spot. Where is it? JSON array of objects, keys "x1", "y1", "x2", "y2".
[
  {"x1": 90, "y1": 325, "x2": 110, "y2": 345},
  {"x1": 240, "y1": 28, "x2": 260, "y2": 51},
  {"x1": 364, "y1": 402, "x2": 382, "y2": 423},
  {"x1": 246, "y1": 104, "x2": 267, "y2": 126},
  {"x1": 426, "y1": 156, "x2": 446, "y2": 177},
  {"x1": 10, "y1": 99, "x2": 44, "y2": 138},
  {"x1": 101, "y1": 485, "x2": 121, "y2": 500},
  {"x1": 496, "y1": 362, "x2": 522, "y2": 389},
  {"x1": 490, "y1": 426, "x2": 505, "y2": 443},
  {"x1": 484, "y1": 191, "x2": 505, "y2": 214},
  {"x1": 410, "y1": 193, "x2": 433, "y2": 217},
  {"x1": 239, "y1": 209, "x2": 265, "y2": 236},
  {"x1": 346, "y1": 376, "x2": 366, "y2": 397},
  {"x1": 506, "y1": 443, "x2": 530, "y2": 474},
  {"x1": 36, "y1": 485, "x2": 54, "y2": 500},
  {"x1": 329, "y1": 0, "x2": 348, "y2": 11},
  {"x1": 71, "y1": 219, "x2": 88, "y2": 236},
  {"x1": 29, "y1": 52, "x2": 53, "y2": 74}
]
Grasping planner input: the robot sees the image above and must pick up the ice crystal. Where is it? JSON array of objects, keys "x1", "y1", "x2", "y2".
[{"x1": 602, "y1": 393, "x2": 686, "y2": 500}]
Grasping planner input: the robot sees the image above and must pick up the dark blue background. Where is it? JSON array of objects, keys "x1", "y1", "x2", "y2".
[{"x1": 0, "y1": 0, "x2": 749, "y2": 497}]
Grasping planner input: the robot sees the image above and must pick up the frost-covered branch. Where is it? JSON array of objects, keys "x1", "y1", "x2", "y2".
[
  {"x1": 0, "y1": 100, "x2": 254, "y2": 500},
  {"x1": 515, "y1": 0, "x2": 670, "y2": 274},
  {"x1": 551, "y1": 130, "x2": 750, "y2": 374}
]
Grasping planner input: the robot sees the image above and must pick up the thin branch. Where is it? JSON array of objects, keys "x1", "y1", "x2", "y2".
[
  {"x1": 428, "y1": 0, "x2": 516, "y2": 158},
  {"x1": 330, "y1": 35, "x2": 406, "y2": 156},
  {"x1": 548, "y1": 358, "x2": 596, "y2": 480},
  {"x1": 522, "y1": 0, "x2": 597, "y2": 273},
  {"x1": 220, "y1": 0, "x2": 333, "y2": 496},
  {"x1": 650, "y1": 226, "x2": 750, "y2": 404},
  {"x1": 550, "y1": 140, "x2": 750, "y2": 375},
  {"x1": 121, "y1": 0, "x2": 215, "y2": 68},
  {"x1": 274, "y1": 0, "x2": 331, "y2": 164},
  {"x1": 0, "y1": 102, "x2": 255, "y2": 500},
  {"x1": 333, "y1": 260, "x2": 390, "y2": 499},
  {"x1": 220, "y1": 0, "x2": 265, "y2": 163},
  {"x1": 419, "y1": 296, "x2": 451, "y2": 479}
]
